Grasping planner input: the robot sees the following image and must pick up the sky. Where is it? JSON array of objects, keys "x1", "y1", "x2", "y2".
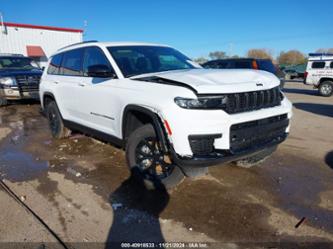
[{"x1": 1, "y1": 0, "x2": 332, "y2": 58}]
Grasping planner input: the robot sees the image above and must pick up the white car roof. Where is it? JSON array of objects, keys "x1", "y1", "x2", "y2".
[{"x1": 56, "y1": 41, "x2": 170, "y2": 54}]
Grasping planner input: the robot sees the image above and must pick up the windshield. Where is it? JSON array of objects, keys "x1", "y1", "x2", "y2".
[
  {"x1": 0, "y1": 57, "x2": 40, "y2": 70},
  {"x1": 108, "y1": 46, "x2": 195, "y2": 77}
]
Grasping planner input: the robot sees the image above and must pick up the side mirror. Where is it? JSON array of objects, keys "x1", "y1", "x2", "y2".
[{"x1": 87, "y1": 64, "x2": 117, "y2": 78}]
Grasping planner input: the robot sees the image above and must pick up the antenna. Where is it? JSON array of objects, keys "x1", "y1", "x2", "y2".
[
  {"x1": 83, "y1": 20, "x2": 88, "y2": 39},
  {"x1": 0, "y1": 12, "x2": 5, "y2": 34}
]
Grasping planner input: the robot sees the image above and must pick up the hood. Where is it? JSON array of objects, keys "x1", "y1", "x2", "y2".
[
  {"x1": 132, "y1": 69, "x2": 280, "y2": 94},
  {"x1": 0, "y1": 68, "x2": 43, "y2": 78}
]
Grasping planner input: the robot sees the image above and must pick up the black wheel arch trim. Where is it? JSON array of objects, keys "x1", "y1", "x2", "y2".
[
  {"x1": 42, "y1": 92, "x2": 56, "y2": 109},
  {"x1": 122, "y1": 104, "x2": 169, "y2": 153}
]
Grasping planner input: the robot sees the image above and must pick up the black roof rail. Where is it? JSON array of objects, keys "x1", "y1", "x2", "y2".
[
  {"x1": 58, "y1": 40, "x2": 98, "y2": 51},
  {"x1": 309, "y1": 53, "x2": 333, "y2": 57},
  {"x1": 0, "y1": 53, "x2": 24, "y2": 57}
]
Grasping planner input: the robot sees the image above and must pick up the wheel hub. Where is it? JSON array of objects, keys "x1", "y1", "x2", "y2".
[{"x1": 135, "y1": 137, "x2": 173, "y2": 180}]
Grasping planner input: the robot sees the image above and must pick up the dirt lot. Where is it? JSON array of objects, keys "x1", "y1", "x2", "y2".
[{"x1": 0, "y1": 82, "x2": 332, "y2": 249}]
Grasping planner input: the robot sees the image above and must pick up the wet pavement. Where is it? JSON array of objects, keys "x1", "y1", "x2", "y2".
[{"x1": 0, "y1": 82, "x2": 333, "y2": 248}]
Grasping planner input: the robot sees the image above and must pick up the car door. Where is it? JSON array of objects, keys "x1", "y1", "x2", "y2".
[
  {"x1": 55, "y1": 48, "x2": 85, "y2": 122},
  {"x1": 71, "y1": 46, "x2": 120, "y2": 136},
  {"x1": 307, "y1": 61, "x2": 326, "y2": 85}
]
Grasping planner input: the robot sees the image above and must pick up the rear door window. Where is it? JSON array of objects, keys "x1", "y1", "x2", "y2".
[
  {"x1": 311, "y1": 61, "x2": 325, "y2": 69},
  {"x1": 60, "y1": 48, "x2": 84, "y2": 76},
  {"x1": 47, "y1": 54, "x2": 63, "y2": 75}
]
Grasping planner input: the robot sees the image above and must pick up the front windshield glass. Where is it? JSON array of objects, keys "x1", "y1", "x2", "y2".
[
  {"x1": 0, "y1": 57, "x2": 40, "y2": 70},
  {"x1": 108, "y1": 46, "x2": 195, "y2": 77}
]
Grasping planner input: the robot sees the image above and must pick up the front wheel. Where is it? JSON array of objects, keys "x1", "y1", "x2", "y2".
[
  {"x1": 126, "y1": 124, "x2": 184, "y2": 189},
  {"x1": 319, "y1": 81, "x2": 333, "y2": 97}
]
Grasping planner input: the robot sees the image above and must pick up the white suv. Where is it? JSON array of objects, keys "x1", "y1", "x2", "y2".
[
  {"x1": 40, "y1": 41, "x2": 292, "y2": 189},
  {"x1": 304, "y1": 53, "x2": 333, "y2": 97}
]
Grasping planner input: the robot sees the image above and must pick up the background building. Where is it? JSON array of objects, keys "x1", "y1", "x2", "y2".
[{"x1": 0, "y1": 21, "x2": 83, "y2": 67}]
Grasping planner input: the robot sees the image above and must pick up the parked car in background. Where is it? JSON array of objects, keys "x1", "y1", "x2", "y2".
[
  {"x1": 304, "y1": 53, "x2": 333, "y2": 97},
  {"x1": 202, "y1": 58, "x2": 286, "y2": 87},
  {"x1": 283, "y1": 68, "x2": 299, "y2": 80},
  {"x1": 282, "y1": 63, "x2": 306, "y2": 80},
  {"x1": 0, "y1": 54, "x2": 42, "y2": 106},
  {"x1": 40, "y1": 41, "x2": 292, "y2": 189}
]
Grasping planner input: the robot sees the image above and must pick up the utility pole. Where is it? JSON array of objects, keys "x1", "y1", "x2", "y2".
[
  {"x1": 83, "y1": 20, "x2": 88, "y2": 41},
  {"x1": 0, "y1": 12, "x2": 5, "y2": 34}
]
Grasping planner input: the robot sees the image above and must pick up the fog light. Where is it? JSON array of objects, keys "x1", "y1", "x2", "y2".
[{"x1": 188, "y1": 134, "x2": 222, "y2": 156}]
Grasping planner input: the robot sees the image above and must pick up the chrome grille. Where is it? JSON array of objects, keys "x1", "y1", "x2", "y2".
[{"x1": 15, "y1": 75, "x2": 41, "y2": 92}]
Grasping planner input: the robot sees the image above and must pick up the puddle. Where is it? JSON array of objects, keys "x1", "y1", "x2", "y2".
[{"x1": 0, "y1": 146, "x2": 49, "y2": 181}]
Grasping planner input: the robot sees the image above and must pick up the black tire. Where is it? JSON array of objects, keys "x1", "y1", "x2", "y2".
[
  {"x1": 46, "y1": 101, "x2": 71, "y2": 139},
  {"x1": 319, "y1": 81, "x2": 333, "y2": 97},
  {"x1": 126, "y1": 124, "x2": 184, "y2": 189},
  {"x1": 0, "y1": 97, "x2": 8, "y2": 107},
  {"x1": 234, "y1": 146, "x2": 277, "y2": 168}
]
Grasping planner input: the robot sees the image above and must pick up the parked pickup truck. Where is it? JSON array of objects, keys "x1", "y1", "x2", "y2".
[
  {"x1": 40, "y1": 41, "x2": 292, "y2": 189},
  {"x1": 304, "y1": 53, "x2": 333, "y2": 97},
  {"x1": 0, "y1": 54, "x2": 42, "y2": 106}
]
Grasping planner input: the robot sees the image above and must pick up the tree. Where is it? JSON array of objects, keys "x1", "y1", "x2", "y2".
[
  {"x1": 277, "y1": 50, "x2": 306, "y2": 65},
  {"x1": 193, "y1": 57, "x2": 208, "y2": 64},
  {"x1": 247, "y1": 49, "x2": 273, "y2": 60},
  {"x1": 208, "y1": 51, "x2": 227, "y2": 60}
]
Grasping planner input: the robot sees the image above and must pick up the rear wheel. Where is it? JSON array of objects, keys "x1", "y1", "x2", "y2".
[
  {"x1": 319, "y1": 81, "x2": 333, "y2": 97},
  {"x1": 126, "y1": 124, "x2": 184, "y2": 189},
  {"x1": 46, "y1": 101, "x2": 71, "y2": 139}
]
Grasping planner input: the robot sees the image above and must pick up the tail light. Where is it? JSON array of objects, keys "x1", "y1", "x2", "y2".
[
  {"x1": 252, "y1": 60, "x2": 258, "y2": 70},
  {"x1": 304, "y1": 71, "x2": 308, "y2": 79}
]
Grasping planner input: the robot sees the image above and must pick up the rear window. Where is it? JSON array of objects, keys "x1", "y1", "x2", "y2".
[
  {"x1": 47, "y1": 54, "x2": 63, "y2": 75},
  {"x1": 311, "y1": 61, "x2": 325, "y2": 69},
  {"x1": 257, "y1": 60, "x2": 276, "y2": 74}
]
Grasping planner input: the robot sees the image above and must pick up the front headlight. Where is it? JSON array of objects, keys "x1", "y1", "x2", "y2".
[
  {"x1": 174, "y1": 96, "x2": 227, "y2": 109},
  {"x1": 0, "y1": 77, "x2": 17, "y2": 86}
]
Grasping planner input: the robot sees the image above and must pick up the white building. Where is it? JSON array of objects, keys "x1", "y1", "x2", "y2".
[{"x1": 0, "y1": 22, "x2": 83, "y2": 67}]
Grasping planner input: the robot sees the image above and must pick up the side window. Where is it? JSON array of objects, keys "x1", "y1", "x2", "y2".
[
  {"x1": 216, "y1": 62, "x2": 228, "y2": 69},
  {"x1": 203, "y1": 62, "x2": 216, "y2": 69},
  {"x1": 234, "y1": 61, "x2": 252, "y2": 69},
  {"x1": 47, "y1": 54, "x2": 63, "y2": 75},
  {"x1": 83, "y1": 47, "x2": 114, "y2": 76},
  {"x1": 60, "y1": 49, "x2": 83, "y2": 76},
  {"x1": 311, "y1": 61, "x2": 325, "y2": 69},
  {"x1": 330, "y1": 62, "x2": 333, "y2": 68}
]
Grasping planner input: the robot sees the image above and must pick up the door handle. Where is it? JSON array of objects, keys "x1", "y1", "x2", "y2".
[
  {"x1": 78, "y1": 83, "x2": 86, "y2": 87},
  {"x1": 53, "y1": 80, "x2": 59, "y2": 84}
]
